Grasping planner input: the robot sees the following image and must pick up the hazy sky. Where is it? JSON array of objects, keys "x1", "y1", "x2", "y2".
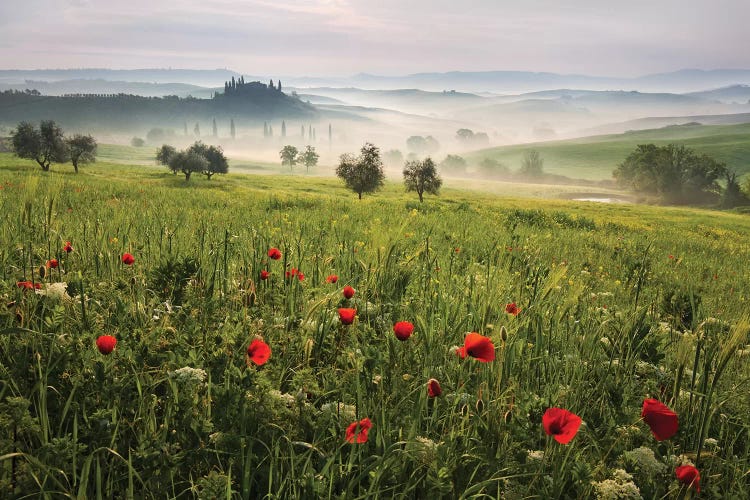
[{"x1": 1, "y1": 0, "x2": 747, "y2": 76}]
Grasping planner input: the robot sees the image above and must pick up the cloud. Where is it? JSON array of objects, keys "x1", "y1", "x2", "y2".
[{"x1": 0, "y1": 0, "x2": 747, "y2": 76}]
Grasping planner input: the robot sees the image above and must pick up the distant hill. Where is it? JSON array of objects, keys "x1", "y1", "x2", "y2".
[
  {"x1": 686, "y1": 85, "x2": 750, "y2": 104},
  {"x1": 0, "y1": 69, "x2": 244, "y2": 87},
  {"x1": 0, "y1": 84, "x2": 316, "y2": 133},
  {"x1": 464, "y1": 122, "x2": 750, "y2": 181},
  {"x1": 0, "y1": 79, "x2": 216, "y2": 98},
  {"x1": 4, "y1": 67, "x2": 749, "y2": 94},
  {"x1": 286, "y1": 87, "x2": 485, "y2": 114},
  {"x1": 581, "y1": 112, "x2": 750, "y2": 136}
]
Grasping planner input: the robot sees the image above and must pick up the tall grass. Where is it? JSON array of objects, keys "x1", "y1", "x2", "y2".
[{"x1": 1, "y1": 158, "x2": 749, "y2": 497}]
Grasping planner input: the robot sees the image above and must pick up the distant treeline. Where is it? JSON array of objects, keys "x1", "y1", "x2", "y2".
[{"x1": 0, "y1": 85, "x2": 316, "y2": 131}]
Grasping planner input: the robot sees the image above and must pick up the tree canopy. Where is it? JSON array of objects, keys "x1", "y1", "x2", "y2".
[
  {"x1": 613, "y1": 144, "x2": 726, "y2": 204},
  {"x1": 11, "y1": 120, "x2": 68, "y2": 171},
  {"x1": 299, "y1": 146, "x2": 319, "y2": 173},
  {"x1": 280, "y1": 145, "x2": 299, "y2": 169},
  {"x1": 336, "y1": 143, "x2": 385, "y2": 199},
  {"x1": 403, "y1": 157, "x2": 442, "y2": 202},
  {"x1": 168, "y1": 151, "x2": 209, "y2": 182},
  {"x1": 519, "y1": 150, "x2": 544, "y2": 178},
  {"x1": 66, "y1": 134, "x2": 97, "y2": 173},
  {"x1": 188, "y1": 142, "x2": 228, "y2": 180}
]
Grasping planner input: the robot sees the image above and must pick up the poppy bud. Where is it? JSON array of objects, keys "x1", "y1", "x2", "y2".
[
  {"x1": 38, "y1": 265, "x2": 47, "y2": 279},
  {"x1": 500, "y1": 326, "x2": 508, "y2": 342}
]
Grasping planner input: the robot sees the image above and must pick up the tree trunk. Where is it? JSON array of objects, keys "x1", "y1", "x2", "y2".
[
  {"x1": 358, "y1": 191, "x2": 362, "y2": 200},
  {"x1": 73, "y1": 161, "x2": 79, "y2": 174},
  {"x1": 418, "y1": 191, "x2": 424, "y2": 203},
  {"x1": 37, "y1": 159, "x2": 50, "y2": 171},
  {"x1": 206, "y1": 172, "x2": 213, "y2": 180},
  {"x1": 185, "y1": 171, "x2": 191, "y2": 181}
]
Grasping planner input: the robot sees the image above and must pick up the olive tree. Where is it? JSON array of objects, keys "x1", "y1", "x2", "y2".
[
  {"x1": 66, "y1": 134, "x2": 97, "y2": 173},
  {"x1": 11, "y1": 120, "x2": 68, "y2": 171},
  {"x1": 336, "y1": 143, "x2": 385, "y2": 200},
  {"x1": 403, "y1": 157, "x2": 442, "y2": 202}
]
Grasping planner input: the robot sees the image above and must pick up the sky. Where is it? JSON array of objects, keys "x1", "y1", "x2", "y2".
[{"x1": 0, "y1": 0, "x2": 748, "y2": 77}]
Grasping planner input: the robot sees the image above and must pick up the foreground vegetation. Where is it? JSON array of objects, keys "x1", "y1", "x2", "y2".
[{"x1": 1, "y1": 155, "x2": 750, "y2": 498}]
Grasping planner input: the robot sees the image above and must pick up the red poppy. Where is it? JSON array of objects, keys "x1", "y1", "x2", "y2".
[
  {"x1": 505, "y1": 302, "x2": 520, "y2": 316},
  {"x1": 260, "y1": 270, "x2": 270, "y2": 280},
  {"x1": 393, "y1": 321, "x2": 414, "y2": 341},
  {"x1": 268, "y1": 247, "x2": 282, "y2": 260},
  {"x1": 456, "y1": 332, "x2": 495, "y2": 362},
  {"x1": 122, "y1": 253, "x2": 135, "y2": 265},
  {"x1": 338, "y1": 308, "x2": 357, "y2": 325},
  {"x1": 247, "y1": 338, "x2": 271, "y2": 366},
  {"x1": 326, "y1": 274, "x2": 339, "y2": 284},
  {"x1": 675, "y1": 465, "x2": 700, "y2": 493},
  {"x1": 63, "y1": 241, "x2": 73, "y2": 253},
  {"x1": 46, "y1": 259, "x2": 59, "y2": 269},
  {"x1": 345, "y1": 417, "x2": 372, "y2": 443},
  {"x1": 342, "y1": 285, "x2": 355, "y2": 299},
  {"x1": 297, "y1": 272, "x2": 305, "y2": 281},
  {"x1": 641, "y1": 398, "x2": 678, "y2": 441},
  {"x1": 96, "y1": 335, "x2": 117, "y2": 355},
  {"x1": 16, "y1": 281, "x2": 42, "y2": 290},
  {"x1": 427, "y1": 378, "x2": 442, "y2": 398},
  {"x1": 542, "y1": 407, "x2": 582, "y2": 444}
]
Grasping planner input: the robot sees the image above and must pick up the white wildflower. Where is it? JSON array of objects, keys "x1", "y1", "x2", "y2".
[
  {"x1": 623, "y1": 447, "x2": 666, "y2": 475},
  {"x1": 527, "y1": 450, "x2": 545, "y2": 461},
  {"x1": 320, "y1": 402, "x2": 357, "y2": 422},
  {"x1": 35, "y1": 282, "x2": 69, "y2": 302},
  {"x1": 593, "y1": 469, "x2": 642, "y2": 499},
  {"x1": 170, "y1": 366, "x2": 207, "y2": 386}
]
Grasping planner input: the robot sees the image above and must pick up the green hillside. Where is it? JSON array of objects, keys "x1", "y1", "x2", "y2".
[{"x1": 467, "y1": 122, "x2": 750, "y2": 180}]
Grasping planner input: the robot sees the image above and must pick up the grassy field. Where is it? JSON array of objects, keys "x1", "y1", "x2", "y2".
[
  {"x1": 1, "y1": 154, "x2": 750, "y2": 498},
  {"x1": 467, "y1": 122, "x2": 750, "y2": 181}
]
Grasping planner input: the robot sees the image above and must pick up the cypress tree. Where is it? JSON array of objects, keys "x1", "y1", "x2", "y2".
[
  {"x1": 269, "y1": 79, "x2": 274, "y2": 89},
  {"x1": 263, "y1": 122, "x2": 268, "y2": 138},
  {"x1": 212, "y1": 118, "x2": 218, "y2": 137},
  {"x1": 231, "y1": 76, "x2": 236, "y2": 89},
  {"x1": 277, "y1": 80, "x2": 282, "y2": 92},
  {"x1": 183, "y1": 122, "x2": 188, "y2": 136},
  {"x1": 281, "y1": 121, "x2": 286, "y2": 137},
  {"x1": 301, "y1": 125, "x2": 305, "y2": 138},
  {"x1": 269, "y1": 125, "x2": 273, "y2": 137},
  {"x1": 230, "y1": 119, "x2": 236, "y2": 139},
  {"x1": 194, "y1": 123, "x2": 200, "y2": 137}
]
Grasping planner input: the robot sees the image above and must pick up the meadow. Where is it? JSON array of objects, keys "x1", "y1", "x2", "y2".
[
  {"x1": 1, "y1": 154, "x2": 750, "y2": 498},
  {"x1": 467, "y1": 123, "x2": 750, "y2": 180}
]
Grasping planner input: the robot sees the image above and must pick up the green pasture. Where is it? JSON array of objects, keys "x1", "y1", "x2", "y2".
[
  {"x1": 0, "y1": 155, "x2": 749, "y2": 498},
  {"x1": 468, "y1": 122, "x2": 750, "y2": 180}
]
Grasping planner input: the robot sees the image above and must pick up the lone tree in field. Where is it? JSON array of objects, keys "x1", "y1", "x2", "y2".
[
  {"x1": 404, "y1": 157, "x2": 442, "y2": 202},
  {"x1": 189, "y1": 141, "x2": 229, "y2": 180},
  {"x1": 66, "y1": 134, "x2": 97, "y2": 173},
  {"x1": 299, "y1": 145, "x2": 319, "y2": 173},
  {"x1": 280, "y1": 145, "x2": 299, "y2": 169},
  {"x1": 11, "y1": 120, "x2": 68, "y2": 171},
  {"x1": 336, "y1": 142, "x2": 385, "y2": 200},
  {"x1": 520, "y1": 150, "x2": 544, "y2": 177},
  {"x1": 168, "y1": 150, "x2": 208, "y2": 182},
  {"x1": 156, "y1": 144, "x2": 177, "y2": 171}
]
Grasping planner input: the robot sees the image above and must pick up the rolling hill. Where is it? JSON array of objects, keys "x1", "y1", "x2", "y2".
[{"x1": 465, "y1": 122, "x2": 750, "y2": 181}]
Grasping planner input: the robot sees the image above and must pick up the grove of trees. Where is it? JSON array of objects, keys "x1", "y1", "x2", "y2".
[
  {"x1": 157, "y1": 141, "x2": 228, "y2": 181},
  {"x1": 613, "y1": 144, "x2": 728, "y2": 204},
  {"x1": 11, "y1": 120, "x2": 96, "y2": 172},
  {"x1": 336, "y1": 143, "x2": 385, "y2": 199}
]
